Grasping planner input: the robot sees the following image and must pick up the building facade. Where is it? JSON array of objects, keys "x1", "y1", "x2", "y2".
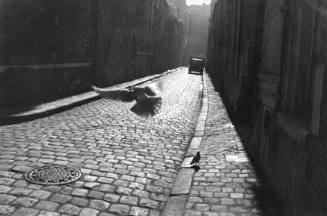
[
  {"x1": 186, "y1": 4, "x2": 211, "y2": 60},
  {"x1": 207, "y1": 0, "x2": 327, "y2": 215},
  {"x1": 96, "y1": 0, "x2": 185, "y2": 87},
  {"x1": 167, "y1": 0, "x2": 211, "y2": 64},
  {"x1": 0, "y1": 0, "x2": 185, "y2": 110}
]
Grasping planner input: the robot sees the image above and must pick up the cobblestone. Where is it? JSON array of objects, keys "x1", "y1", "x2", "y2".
[
  {"x1": 87, "y1": 190, "x2": 105, "y2": 199},
  {"x1": 109, "y1": 204, "x2": 130, "y2": 215},
  {"x1": 71, "y1": 197, "x2": 89, "y2": 207},
  {"x1": 80, "y1": 208, "x2": 99, "y2": 216},
  {"x1": 98, "y1": 184, "x2": 116, "y2": 192},
  {"x1": 120, "y1": 195, "x2": 138, "y2": 205},
  {"x1": 34, "y1": 201, "x2": 59, "y2": 212},
  {"x1": 130, "y1": 206, "x2": 149, "y2": 216},
  {"x1": 139, "y1": 198, "x2": 159, "y2": 209},
  {"x1": 0, "y1": 194, "x2": 16, "y2": 205},
  {"x1": 133, "y1": 190, "x2": 150, "y2": 198},
  {"x1": 116, "y1": 187, "x2": 133, "y2": 195},
  {"x1": 0, "y1": 204, "x2": 16, "y2": 215},
  {"x1": 30, "y1": 190, "x2": 51, "y2": 200},
  {"x1": 9, "y1": 187, "x2": 33, "y2": 196},
  {"x1": 71, "y1": 188, "x2": 89, "y2": 197},
  {"x1": 50, "y1": 194, "x2": 72, "y2": 203},
  {"x1": 13, "y1": 197, "x2": 38, "y2": 207},
  {"x1": 58, "y1": 204, "x2": 81, "y2": 215},
  {"x1": 104, "y1": 193, "x2": 120, "y2": 203},
  {"x1": 0, "y1": 178, "x2": 15, "y2": 185},
  {"x1": 89, "y1": 199, "x2": 110, "y2": 211},
  {"x1": 38, "y1": 211, "x2": 60, "y2": 216},
  {"x1": 98, "y1": 213, "x2": 116, "y2": 216},
  {"x1": 0, "y1": 185, "x2": 12, "y2": 193},
  {"x1": 12, "y1": 207, "x2": 39, "y2": 216}
]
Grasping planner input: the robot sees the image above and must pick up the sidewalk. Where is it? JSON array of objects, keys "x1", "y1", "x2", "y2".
[
  {"x1": 0, "y1": 69, "x2": 179, "y2": 125},
  {"x1": 163, "y1": 73, "x2": 283, "y2": 216}
]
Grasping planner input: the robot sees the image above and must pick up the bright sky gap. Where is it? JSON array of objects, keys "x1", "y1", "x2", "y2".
[{"x1": 186, "y1": 0, "x2": 211, "y2": 5}]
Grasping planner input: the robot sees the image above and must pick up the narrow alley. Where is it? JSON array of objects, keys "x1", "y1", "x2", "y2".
[{"x1": 1, "y1": 0, "x2": 327, "y2": 215}]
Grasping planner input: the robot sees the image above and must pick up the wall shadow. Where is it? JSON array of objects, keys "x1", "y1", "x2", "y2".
[
  {"x1": 233, "y1": 119, "x2": 287, "y2": 216},
  {"x1": 208, "y1": 76, "x2": 287, "y2": 216}
]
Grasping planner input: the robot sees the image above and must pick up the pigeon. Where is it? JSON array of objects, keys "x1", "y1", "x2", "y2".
[
  {"x1": 91, "y1": 81, "x2": 163, "y2": 117},
  {"x1": 190, "y1": 151, "x2": 201, "y2": 165},
  {"x1": 189, "y1": 151, "x2": 201, "y2": 172}
]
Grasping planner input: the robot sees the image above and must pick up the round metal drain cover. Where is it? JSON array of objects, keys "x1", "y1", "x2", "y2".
[{"x1": 24, "y1": 165, "x2": 81, "y2": 185}]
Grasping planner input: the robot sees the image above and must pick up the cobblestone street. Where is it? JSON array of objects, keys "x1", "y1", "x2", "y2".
[{"x1": 0, "y1": 68, "x2": 203, "y2": 216}]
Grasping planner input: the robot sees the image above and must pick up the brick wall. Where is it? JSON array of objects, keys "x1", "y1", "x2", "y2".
[{"x1": 207, "y1": 0, "x2": 327, "y2": 215}]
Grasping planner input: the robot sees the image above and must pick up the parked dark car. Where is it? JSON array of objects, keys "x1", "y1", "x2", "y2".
[{"x1": 189, "y1": 57, "x2": 205, "y2": 74}]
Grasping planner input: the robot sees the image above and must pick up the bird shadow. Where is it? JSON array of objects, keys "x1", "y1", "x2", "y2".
[{"x1": 130, "y1": 97, "x2": 162, "y2": 117}]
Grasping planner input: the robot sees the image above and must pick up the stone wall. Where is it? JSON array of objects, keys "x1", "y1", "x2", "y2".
[
  {"x1": 86, "y1": 0, "x2": 185, "y2": 87},
  {"x1": 0, "y1": 0, "x2": 94, "y2": 109},
  {"x1": 207, "y1": 0, "x2": 262, "y2": 121},
  {"x1": 0, "y1": 0, "x2": 184, "y2": 109},
  {"x1": 207, "y1": 0, "x2": 327, "y2": 215}
]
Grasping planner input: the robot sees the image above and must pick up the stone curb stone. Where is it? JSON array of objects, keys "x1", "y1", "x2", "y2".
[
  {"x1": 185, "y1": 137, "x2": 203, "y2": 157},
  {"x1": 161, "y1": 195, "x2": 188, "y2": 216},
  {"x1": 198, "y1": 114, "x2": 207, "y2": 121},
  {"x1": 171, "y1": 168, "x2": 195, "y2": 195},
  {"x1": 193, "y1": 130, "x2": 205, "y2": 137},
  {"x1": 201, "y1": 104, "x2": 208, "y2": 112},
  {"x1": 185, "y1": 148, "x2": 200, "y2": 158},
  {"x1": 181, "y1": 157, "x2": 194, "y2": 168},
  {"x1": 195, "y1": 120, "x2": 206, "y2": 131}
]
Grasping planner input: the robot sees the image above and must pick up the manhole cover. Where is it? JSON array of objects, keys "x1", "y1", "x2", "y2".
[{"x1": 24, "y1": 165, "x2": 81, "y2": 185}]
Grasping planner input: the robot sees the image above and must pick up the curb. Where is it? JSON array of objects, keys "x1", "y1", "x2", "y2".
[
  {"x1": 0, "y1": 68, "x2": 180, "y2": 125},
  {"x1": 162, "y1": 72, "x2": 209, "y2": 216}
]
